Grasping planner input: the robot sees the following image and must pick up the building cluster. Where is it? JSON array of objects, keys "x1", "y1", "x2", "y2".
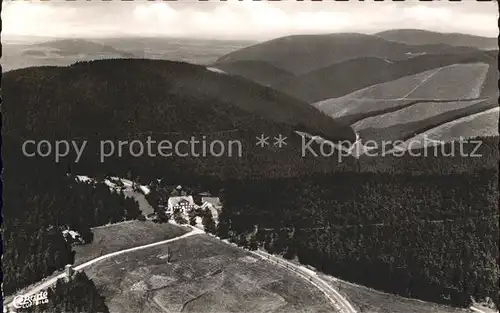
[{"x1": 151, "y1": 185, "x2": 222, "y2": 223}]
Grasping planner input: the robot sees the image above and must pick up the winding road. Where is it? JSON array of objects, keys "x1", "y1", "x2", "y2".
[
  {"x1": 6, "y1": 224, "x2": 356, "y2": 313},
  {"x1": 249, "y1": 249, "x2": 357, "y2": 313}
]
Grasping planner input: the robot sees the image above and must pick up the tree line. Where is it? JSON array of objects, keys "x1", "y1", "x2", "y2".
[
  {"x1": 2, "y1": 154, "x2": 142, "y2": 295},
  {"x1": 16, "y1": 271, "x2": 109, "y2": 313}
]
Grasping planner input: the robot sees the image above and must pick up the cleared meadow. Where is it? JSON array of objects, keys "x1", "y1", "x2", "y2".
[
  {"x1": 73, "y1": 221, "x2": 190, "y2": 265},
  {"x1": 353, "y1": 99, "x2": 486, "y2": 131},
  {"x1": 394, "y1": 107, "x2": 499, "y2": 151},
  {"x1": 345, "y1": 63, "x2": 488, "y2": 100},
  {"x1": 342, "y1": 68, "x2": 439, "y2": 100},
  {"x1": 123, "y1": 189, "x2": 155, "y2": 215},
  {"x1": 314, "y1": 98, "x2": 415, "y2": 120},
  {"x1": 356, "y1": 99, "x2": 497, "y2": 143},
  {"x1": 405, "y1": 63, "x2": 488, "y2": 99},
  {"x1": 84, "y1": 234, "x2": 335, "y2": 313}
]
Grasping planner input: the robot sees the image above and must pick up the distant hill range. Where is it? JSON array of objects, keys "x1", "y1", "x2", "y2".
[
  {"x1": 214, "y1": 32, "x2": 483, "y2": 75},
  {"x1": 2, "y1": 37, "x2": 251, "y2": 72},
  {"x1": 2, "y1": 39, "x2": 136, "y2": 71},
  {"x1": 29, "y1": 39, "x2": 136, "y2": 57},
  {"x1": 375, "y1": 29, "x2": 498, "y2": 50},
  {"x1": 4, "y1": 30, "x2": 497, "y2": 158}
]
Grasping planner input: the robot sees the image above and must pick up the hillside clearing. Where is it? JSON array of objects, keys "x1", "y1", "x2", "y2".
[
  {"x1": 338, "y1": 69, "x2": 439, "y2": 100},
  {"x1": 356, "y1": 99, "x2": 497, "y2": 143},
  {"x1": 73, "y1": 221, "x2": 190, "y2": 265},
  {"x1": 315, "y1": 98, "x2": 416, "y2": 121},
  {"x1": 353, "y1": 99, "x2": 486, "y2": 131},
  {"x1": 315, "y1": 63, "x2": 490, "y2": 124},
  {"x1": 405, "y1": 63, "x2": 489, "y2": 99},
  {"x1": 123, "y1": 189, "x2": 154, "y2": 215},
  {"x1": 84, "y1": 234, "x2": 335, "y2": 313},
  {"x1": 332, "y1": 63, "x2": 487, "y2": 102},
  {"x1": 313, "y1": 62, "x2": 493, "y2": 146},
  {"x1": 393, "y1": 107, "x2": 499, "y2": 151}
]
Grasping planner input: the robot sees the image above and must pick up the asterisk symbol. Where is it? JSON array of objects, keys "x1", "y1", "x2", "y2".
[
  {"x1": 274, "y1": 134, "x2": 287, "y2": 148},
  {"x1": 256, "y1": 134, "x2": 270, "y2": 148}
]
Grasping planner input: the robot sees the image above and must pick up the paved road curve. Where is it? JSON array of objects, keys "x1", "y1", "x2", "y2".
[{"x1": 249, "y1": 249, "x2": 358, "y2": 313}]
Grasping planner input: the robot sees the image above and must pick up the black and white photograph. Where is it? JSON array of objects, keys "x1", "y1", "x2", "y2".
[{"x1": 1, "y1": 1, "x2": 499, "y2": 313}]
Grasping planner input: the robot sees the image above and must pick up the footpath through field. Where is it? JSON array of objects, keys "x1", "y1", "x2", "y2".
[{"x1": 5, "y1": 227, "x2": 203, "y2": 312}]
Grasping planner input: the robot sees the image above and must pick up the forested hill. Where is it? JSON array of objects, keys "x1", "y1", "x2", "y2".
[
  {"x1": 3, "y1": 59, "x2": 353, "y2": 142},
  {"x1": 3, "y1": 59, "x2": 357, "y2": 181},
  {"x1": 215, "y1": 33, "x2": 480, "y2": 75},
  {"x1": 375, "y1": 29, "x2": 498, "y2": 50}
]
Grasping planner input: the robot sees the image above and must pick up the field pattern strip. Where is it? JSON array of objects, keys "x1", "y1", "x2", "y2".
[
  {"x1": 362, "y1": 100, "x2": 498, "y2": 145},
  {"x1": 393, "y1": 106, "x2": 499, "y2": 151},
  {"x1": 353, "y1": 98, "x2": 486, "y2": 131},
  {"x1": 332, "y1": 98, "x2": 486, "y2": 127}
]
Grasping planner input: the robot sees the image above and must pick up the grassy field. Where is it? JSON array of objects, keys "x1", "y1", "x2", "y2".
[
  {"x1": 315, "y1": 98, "x2": 415, "y2": 120},
  {"x1": 84, "y1": 234, "x2": 335, "y2": 313},
  {"x1": 346, "y1": 63, "x2": 488, "y2": 100},
  {"x1": 357, "y1": 99, "x2": 497, "y2": 143},
  {"x1": 73, "y1": 221, "x2": 190, "y2": 265},
  {"x1": 320, "y1": 274, "x2": 471, "y2": 313},
  {"x1": 406, "y1": 63, "x2": 488, "y2": 99},
  {"x1": 122, "y1": 189, "x2": 155, "y2": 215},
  {"x1": 395, "y1": 107, "x2": 499, "y2": 150},
  {"x1": 346, "y1": 68, "x2": 439, "y2": 100},
  {"x1": 353, "y1": 99, "x2": 485, "y2": 131}
]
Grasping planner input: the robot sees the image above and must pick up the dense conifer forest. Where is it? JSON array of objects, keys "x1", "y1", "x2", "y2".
[
  {"x1": 17, "y1": 272, "x2": 109, "y2": 313},
  {"x1": 215, "y1": 141, "x2": 499, "y2": 308},
  {"x1": 2, "y1": 151, "x2": 142, "y2": 295}
]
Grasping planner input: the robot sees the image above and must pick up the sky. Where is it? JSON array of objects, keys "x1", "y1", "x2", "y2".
[{"x1": 2, "y1": 0, "x2": 498, "y2": 41}]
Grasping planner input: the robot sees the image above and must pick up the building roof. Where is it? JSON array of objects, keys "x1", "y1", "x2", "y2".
[
  {"x1": 168, "y1": 196, "x2": 195, "y2": 207},
  {"x1": 201, "y1": 197, "x2": 222, "y2": 207},
  {"x1": 62, "y1": 229, "x2": 81, "y2": 239}
]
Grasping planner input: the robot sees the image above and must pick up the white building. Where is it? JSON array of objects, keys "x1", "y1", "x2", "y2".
[
  {"x1": 62, "y1": 229, "x2": 84, "y2": 245},
  {"x1": 167, "y1": 196, "x2": 196, "y2": 215}
]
